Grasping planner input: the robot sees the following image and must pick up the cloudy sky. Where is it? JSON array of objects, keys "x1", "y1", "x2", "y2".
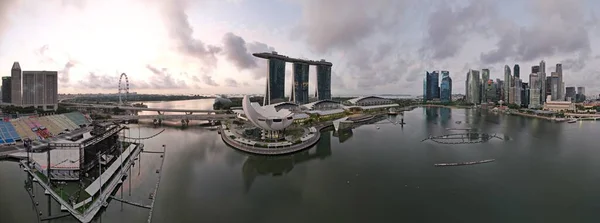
[{"x1": 0, "y1": 0, "x2": 599, "y2": 96}]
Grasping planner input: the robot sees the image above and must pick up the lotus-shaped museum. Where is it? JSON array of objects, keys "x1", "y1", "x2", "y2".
[{"x1": 242, "y1": 95, "x2": 294, "y2": 131}]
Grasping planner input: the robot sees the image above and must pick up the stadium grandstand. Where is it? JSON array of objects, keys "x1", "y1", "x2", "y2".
[{"x1": 1, "y1": 111, "x2": 92, "y2": 145}]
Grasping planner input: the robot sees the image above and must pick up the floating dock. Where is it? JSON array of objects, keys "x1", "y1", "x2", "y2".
[{"x1": 434, "y1": 159, "x2": 495, "y2": 167}]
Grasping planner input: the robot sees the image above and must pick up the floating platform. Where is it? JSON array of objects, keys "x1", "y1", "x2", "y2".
[{"x1": 434, "y1": 159, "x2": 495, "y2": 167}]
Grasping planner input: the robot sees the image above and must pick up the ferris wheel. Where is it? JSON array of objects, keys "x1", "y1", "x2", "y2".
[{"x1": 118, "y1": 73, "x2": 129, "y2": 105}]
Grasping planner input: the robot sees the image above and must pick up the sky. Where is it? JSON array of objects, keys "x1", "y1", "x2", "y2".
[{"x1": 0, "y1": 0, "x2": 599, "y2": 96}]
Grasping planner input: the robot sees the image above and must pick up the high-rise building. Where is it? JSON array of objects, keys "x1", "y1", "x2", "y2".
[
  {"x1": 514, "y1": 78, "x2": 521, "y2": 106},
  {"x1": 576, "y1": 86, "x2": 586, "y2": 103},
  {"x1": 291, "y1": 63, "x2": 309, "y2": 104},
  {"x1": 565, "y1": 86, "x2": 576, "y2": 102},
  {"x1": 521, "y1": 83, "x2": 529, "y2": 108},
  {"x1": 440, "y1": 71, "x2": 452, "y2": 103},
  {"x1": 545, "y1": 76, "x2": 552, "y2": 101},
  {"x1": 546, "y1": 72, "x2": 562, "y2": 101},
  {"x1": 496, "y1": 79, "x2": 504, "y2": 103},
  {"x1": 577, "y1": 86, "x2": 585, "y2": 95},
  {"x1": 556, "y1": 63, "x2": 563, "y2": 100},
  {"x1": 529, "y1": 73, "x2": 541, "y2": 109},
  {"x1": 11, "y1": 62, "x2": 21, "y2": 105},
  {"x1": 2, "y1": 77, "x2": 11, "y2": 103},
  {"x1": 466, "y1": 69, "x2": 480, "y2": 104},
  {"x1": 481, "y1": 69, "x2": 490, "y2": 102},
  {"x1": 504, "y1": 65, "x2": 511, "y2": 103},
  {"x1": 486, "y1": 79, "x2": 496, "y2": 103},
  {"x1": 539, "y1": 60, "x2": 546, "y2": 104},
  {"x1": 532, "y1": 65, "x2": 540, "y2": 74},
  {"x1": 513, "y1": 64, "x2": 520, "y2": 79},
  {"x1": 424, "y1": 71, "x2": 440, "y2": 101},
  {"x1": 264, "y1": 58, "x2": 286, "y2": 105},
  {"x1": 316, "y1": 63, "x2": 332, "y2": 101},
  {"x1": 21, "y1": 71, "x2": 58, "y2": 110}
]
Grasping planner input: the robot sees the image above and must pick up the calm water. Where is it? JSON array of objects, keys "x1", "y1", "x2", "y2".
[{"x1": 2, "y1": 100, "x2": 600, "y2": 223}]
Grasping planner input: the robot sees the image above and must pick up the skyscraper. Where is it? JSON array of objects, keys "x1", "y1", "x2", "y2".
[
  {"x1": 521, "y1": 82, "x2": 529, "y2": 108},
  {"x1": 556, "y1": 63, "x2": 563, "y2": 100},
  {"x1": 513, "y1": 64, "x2": 520, "y2": 79},
  {"x1": 514, "y1": 78, "x2": 521, "y2": 106},
  {"x1": 539, "y1": 60, "x2": 546, "y2": 104},
  {"x1": 503, "y1": 65, "x2": 511, "y2": 103},
  {"x1": 440, "y1": 71, "x2": 452, "y2": 103},
  {"x1": 291, "y1": 63, "x2": 309, "y2": 104},
  {"x1": 424, "y1": 71, "x2": 440, "y2": 101},
  {"x1": 532, "y1": 65, "x2": 540, "y2": 74},
  {"x1": 576, "y1": 87, "x2": 586, "y2": 102},
  {"x1": 481, "y1": 69, "x2": 490, "y2": 102},
  {"x1": 264, "y1": 58, "x2": 286, "y2": 105},
  {"x1": 565, "y1": 86, "x2": 576, "y2": 102},
  {"x1": 21, "y1": 71, "x2": 58, "y2": 110},
  {"x1": 496, "y1": 79, "x2": 504, "y2": 103},
  {"x1": 2, "y1": 77, "x2": 11, "y2": 103},
  {"x1": 486, "y1": 79, "x2": 496, "y2": 102},
  {"x1": 466, "y1": 69, "x2": 480, "y2": 104},
  {"x1": 529, "y1": 73, "x2": 540, "y2": 109},
  {"x1": 550, "y1": 75, "x2": 559, "y2": 101},
  {"x1": 11, "y1": 62, "x2": 21, "y2": 105},
  {"x1": 316, "y1": 63, "x2": 332, "y2": 101}
]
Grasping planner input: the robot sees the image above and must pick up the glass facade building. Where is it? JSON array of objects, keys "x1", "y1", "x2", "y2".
[
  {"x1": 316, "y1": 64, "x2": 332, "y2": 101},
  {"x1": 2, "y1": 76, "x2": 10, "y2": 103},
  {"x1": 423, "y1": 71, "x2": 440, "y2": 101},
  {"x1": 514, "y1": 64, "x2": 520, "y2": 79},
  {"x1": 521, "y1": 83, "x2": 529, "y2": 108},
  {"x1": 264, "y1": 58, "x2": 286, "y2": 105},
  {"x1": 440, "y1": 71, "x2": 452, "y2": 103},
  {"x1": 504, "y1": 65, "x2": 511, "y2": 102},
  {"x1": 565, "y1": 87, "x2": 576, "y2": 102},
  {"x1": 466, "y1": 70, "x2": 480, "y2": 104},
  {"x1": 291, "y1": 63, "x2": 310, "y2": 104}
]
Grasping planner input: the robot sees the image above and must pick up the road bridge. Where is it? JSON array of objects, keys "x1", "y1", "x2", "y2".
[
  {"x1": 60, "y1": 103, "x2": 227, "y2": 113},
  {"x1": 111, "y1": 114, "x2": 237, "y2": 121}
]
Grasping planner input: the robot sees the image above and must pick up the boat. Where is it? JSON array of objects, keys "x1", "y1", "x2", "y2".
[
  {"x1": 434, "y1": 159, "x2": 495, "y2": 167},
  {"x1": 568, "y1": 118, "x2": 577, "y2": 123}
]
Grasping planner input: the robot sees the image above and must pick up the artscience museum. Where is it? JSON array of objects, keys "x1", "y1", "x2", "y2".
[{"x1": 242, "y1": 95, "x2": 295, "y2": 139}]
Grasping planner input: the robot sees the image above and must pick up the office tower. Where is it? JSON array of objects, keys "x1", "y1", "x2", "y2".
[
  {"x1": 539, "y1": 60, "x2": 546, "y2": 104},
  {"x1": 556, "y1": 63, "x2": 563, "y2": 100},
  {"x1": 549, "y1": 76, "x2": 559, "y2": 101},
  {"x1": 521, "y1": 83, "x2": 529, "y2": 108},
  {"x1": 513, "y1": 77, "x2": 521, "y2": 106},
  {"x1": 565, "y1": 86, "x2": 576, "y2": 102},
  {"x1": 529, "y1": 73, "x2": 540, "y2": 109},
  {"x1": 496, "y1": 79, "x2": 504, "y2": 103},
  {"x1": 466, "y1": 69, "x2": 480, "y2": 104},
  {"x1": 513, "y1": 64, "x2": 520, "y2": 79},
  {"x1": 576, "y1": 87, "x2": 586, "y2": 103},
  {"x1": 11, "y1": 62, "x2": 21, "y2": 105},
  {"x1": 316, "y1": 63, "x2": 332, "y2": 101},
  {"x1": 264, "y1": 58, "x2": 286, "y2": 105},
  {"x1": 481, "y1": 69, "x2": 490, "y2": 102},
  {"x1": 532, "y1": 65, "x2": 540, "y2": 74},
  {"x1": 291, "y1": 63, "x2": 309, "y2": 104},
  {"x1": 545, "y1": 76, "x2": 552, "y2": 101},
  {"x1": 486, "y1": 79, "x2": 496, "y2": 102},
  {"x1": 577, "y1": 87, "x2": 585, "y2": 95},
  {"x1": 21, "y1": 71, "x2": 58, "y2": 110},
  {"x1": 424, "y1": 71, "x2": 440, "y2": 101},
  {"x1": 2, "y1": 77, "x2": 11, "y2": 103},
  {"x1": 440, "y1": 71, "x2": 452, "y2": 103},
  {"x1": 504, "y1": 65, "x2": 511, "y2": 102}
]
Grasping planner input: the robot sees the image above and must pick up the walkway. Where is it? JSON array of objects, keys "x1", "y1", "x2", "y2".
[{"x1": 109, "y1": 196, "x2": 150, "y2": 209}]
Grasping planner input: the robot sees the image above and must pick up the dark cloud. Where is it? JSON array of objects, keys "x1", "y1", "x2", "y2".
[
  {"x1": 293, "y1": 0, "x2": 406, "y2": 54},
  {"x1": 480, "y1": 0, "x2": 591, "y2": 64},
  {"x1": 242, "y1": 82, "x2": 250, "y2": 87},
  {"x1": 222, "y1": 32, "x2": 257, "y2": 70},
  {"x1": 422, "y1": 0, "x2": 496, "y2": 60},
  {"x1": 145, "y1": 65, "x2": 189, "y2": 89},
  {"x1": 59, "y1": 60, "x2": 78, "y2": 84},
  {"x1": 78, "y1": 72, "x2": 119, "y2": 89},
  {"x1": 224, "y1": 78, "x2": 239, "y2": 87},
  {"x1": 191, "y1": 75, "x2": 201, "y2": 82},
  {"x1": 161, "y1": 0, "x2": 221, "y2": 68},
  {"x1": 201, "y1": 74, "x2": 219, "y2": 87}
]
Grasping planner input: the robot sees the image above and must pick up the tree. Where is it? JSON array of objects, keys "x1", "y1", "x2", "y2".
[{"x1": 507, "y1": 103, "x2": 520, "y2": 109}]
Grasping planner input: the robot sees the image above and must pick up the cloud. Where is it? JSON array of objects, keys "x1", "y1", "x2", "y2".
[
  {"x1": 59, "y1": 60, "x2": 78, "y2": 84},
  {"x1": 145, "y1": 65, "x2": 189, "y2": 89},
  {"x1": 293, "y1": 0, "x2": 406, "y2": 54},
  {"x1": 0, "y1": 0, "x2": 17, "y2": 41},
  {"x1": 421, "y1": 0, "x2": 496, "y2": 60},
  {"x1": 222, "y1": 32, "x2": 257, "y2": 70},
  {"x1": 224, "y1": 78, "x2": 239, "y2": 87},
  {"x1": 201, "y1": 74, "x2": 219, "y2": 87},
  {"x1": 78, "y1": 72, "x2": 119, "y2": 89},
  {"x1": 161, "y1": 0, "x2": 221, "y2": 68},
  {"x1": 480, "y1": 0, "x2": 591, "y2": 64}
]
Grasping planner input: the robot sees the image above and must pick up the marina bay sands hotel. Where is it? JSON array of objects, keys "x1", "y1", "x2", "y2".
[{"x1": 253, "y1": 51, "x2": 333, "y2": 105}]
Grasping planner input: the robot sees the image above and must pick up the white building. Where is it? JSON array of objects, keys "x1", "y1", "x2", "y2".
[
  {"x1": 242, "y1": 95, "x2": 294, "y2": 139},
  {"x1": 543, "y1": 96, "x2": 575, "y2": 112}
]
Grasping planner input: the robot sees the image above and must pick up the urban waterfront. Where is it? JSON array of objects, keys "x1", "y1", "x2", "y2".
[{"x1": 3, "y1": 99, "x2": 600, "y2": 222}]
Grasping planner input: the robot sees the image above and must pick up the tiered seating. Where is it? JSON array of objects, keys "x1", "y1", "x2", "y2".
[
  {"x1": 10, "y1": 120, "x2": 29, "y2": 140},
  {"x1": 11, "y1": 119, "x2": 38, "y2": 140},
  {"x1": 0, "y1": 121, "x2": 20, "y2": 144},
  {"x1": 29, "y1": 117, "x2": 52, "y2": 139},
  {"x1": 48, "y1": 115, "x2": 68, "y2": 131},
  {"x1": 64, "y1": 112, "x2": 91, "y2": 126},
  {"x1": 58, "y1": 115, "x2": 79, "y2": 130},
  {"x1": 38, "y1": 116, "x2": 62, "y2": 135}
]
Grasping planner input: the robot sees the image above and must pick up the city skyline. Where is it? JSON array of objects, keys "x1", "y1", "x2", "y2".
[{"x1": 0, "y1": 0, "x2": 599, "y2": 95}]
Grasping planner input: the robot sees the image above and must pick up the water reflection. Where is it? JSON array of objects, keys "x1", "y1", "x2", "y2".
[
  {"x1": 333, "y1": 128, "x2": 353, "y2": 143},
  {"x1": 439, "y1": 108, "x2": 451, "y2": 126},
  {"x1": 241, "y1": 131, "x2": 333, "y2": 192}
]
